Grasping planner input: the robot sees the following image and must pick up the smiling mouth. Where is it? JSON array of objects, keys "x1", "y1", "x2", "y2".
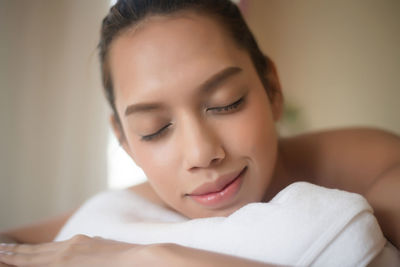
[{"x1": 187, "y1": 166, "x2": 247, "y2": 207}]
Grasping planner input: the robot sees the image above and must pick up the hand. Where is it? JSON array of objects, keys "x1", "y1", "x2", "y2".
[
  {"x1": 0, "y1": 236, "x2": 276, "y2": 267},
  {"x1": 0, "y1": 234, "x2": 138, "y2": 267}
]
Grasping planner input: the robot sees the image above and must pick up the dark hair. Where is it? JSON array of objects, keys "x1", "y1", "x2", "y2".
[{"x1": 98, "y1": 0, "x2": 281, "y2": 125}]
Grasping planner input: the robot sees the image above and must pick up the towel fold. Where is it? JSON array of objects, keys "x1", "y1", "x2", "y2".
[{"x1": 55, "y1": 182, "x2": 400, "y2": 266}]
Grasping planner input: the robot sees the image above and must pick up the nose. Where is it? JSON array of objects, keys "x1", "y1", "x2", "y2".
[{"x1": 180, "y1": 118, "x2": 225, "y2": 171}]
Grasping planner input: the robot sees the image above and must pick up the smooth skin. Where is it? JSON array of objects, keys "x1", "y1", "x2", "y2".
[{"x1": 1, "y1": 12, "x2": 399, "y2": 267}]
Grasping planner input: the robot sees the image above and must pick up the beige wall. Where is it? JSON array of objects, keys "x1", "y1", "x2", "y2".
[
  {"x1": 0, "y1": 0, "x2": 110, "y2": 230},
  {"x1": 246, "y1": 0, "x2": 400, "y2": 135}
]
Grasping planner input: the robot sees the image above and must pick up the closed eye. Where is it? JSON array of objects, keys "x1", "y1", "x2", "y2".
[
  {"x1": 141, "y1": 123, "x2": 172, "y2": 141},
  {"x1": 207, "y1": 96, "x2": 245, "y2": 114},
  {"x1": 140, "y1": 96, "x2": 245, "y2": 142}
]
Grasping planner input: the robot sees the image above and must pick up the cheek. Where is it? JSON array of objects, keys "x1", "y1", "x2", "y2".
[
  {"x1": 126, "y1": 127, "x2": 178, "y2": 171},
  {"x1": 128, "y1": 137, "x2": 181, "y2": 201},
  {"x1": 222, "y1": 95, "x2": 277, "y2": 161}
]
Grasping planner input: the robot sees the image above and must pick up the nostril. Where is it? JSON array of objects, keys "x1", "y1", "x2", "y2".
[{"x1": 210, "y1": 157, "x2": 222, "y2": 166}]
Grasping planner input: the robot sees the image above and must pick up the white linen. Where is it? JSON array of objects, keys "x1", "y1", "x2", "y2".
[{"x1": 55, "y1": 182, "x2": 400, "y2": 266}]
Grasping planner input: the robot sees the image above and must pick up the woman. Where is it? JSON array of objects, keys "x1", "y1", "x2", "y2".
[{"x1": 1, "y1": 0, "x2": 399, "y2": 266}]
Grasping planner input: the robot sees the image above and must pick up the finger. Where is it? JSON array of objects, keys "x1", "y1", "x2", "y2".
[
  {"x1": 0, "y1": 241, "x2": 66, "y2": 254},
  {"x1": 0, "y1": 234, "x2": 94, "y2": 255},
  {"x1": 0, "y1": 250, "x2": 53, "y2": 266},
  {"x1": 0, "y1": 244, "x2": 16, "y2": 253}
]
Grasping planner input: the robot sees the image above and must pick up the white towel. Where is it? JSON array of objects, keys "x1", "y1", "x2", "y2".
[{"x1": 55, "y1": 182, "x2": 400, "y2": 266}]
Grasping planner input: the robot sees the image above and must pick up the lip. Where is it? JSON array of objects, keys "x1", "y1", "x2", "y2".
[{"x1": 187, "y1": 166, "x2": 247, "y2": 207}]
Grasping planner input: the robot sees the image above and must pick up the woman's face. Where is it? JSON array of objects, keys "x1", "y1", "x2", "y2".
[{"x1": 109, "y1": 13, "x2": 282, "y2": 218}]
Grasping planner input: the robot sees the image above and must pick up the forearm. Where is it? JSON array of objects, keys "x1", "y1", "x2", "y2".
[
  {"x1": 167, "y1": 244, "x2": 280, "y2": 267},
  {"x1": 366, "y1": 163, "x2": 400, "y2": 249},
  {"x1": 124, "y1": 243, "x2": 282, "y2": 267}
]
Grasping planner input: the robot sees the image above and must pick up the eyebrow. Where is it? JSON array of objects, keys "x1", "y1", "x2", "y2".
[{"x1": 124, "y1": 66, "x2": 242, "y2": 116}]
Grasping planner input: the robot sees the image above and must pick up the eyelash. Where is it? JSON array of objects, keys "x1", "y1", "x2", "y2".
[
  {"x1": 206, "y1": 96, "x2": 245, "y2": 113},
  {"x1": 141, "y1": 123, "x2": 172, "y2": 142},
  {"x1": 140, "y1": 96, "x2": 245, "y2": 142}
]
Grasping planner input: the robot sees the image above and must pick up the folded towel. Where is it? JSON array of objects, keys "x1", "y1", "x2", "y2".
[{"x1": 55, "y1": 182, "x2": 399, "y2": 266}]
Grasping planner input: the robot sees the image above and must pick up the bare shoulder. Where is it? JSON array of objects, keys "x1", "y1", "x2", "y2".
[{"x1": 280, "y1": 127, "x2": 400, "y2": 193}]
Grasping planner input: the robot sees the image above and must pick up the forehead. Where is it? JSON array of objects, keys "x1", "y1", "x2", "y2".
[{"x1": 109, "y1": 13, "x2": 249, "y2": 109}]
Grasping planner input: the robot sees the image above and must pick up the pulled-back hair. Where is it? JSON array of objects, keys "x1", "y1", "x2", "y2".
[{"x1": 98, "y1": 0, "x2": 281, "y2": 124}]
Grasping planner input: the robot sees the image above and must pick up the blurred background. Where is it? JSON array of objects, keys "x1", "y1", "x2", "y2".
[{"x1": 0, "y1": 0, "x2": 399, "y2": 230}]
